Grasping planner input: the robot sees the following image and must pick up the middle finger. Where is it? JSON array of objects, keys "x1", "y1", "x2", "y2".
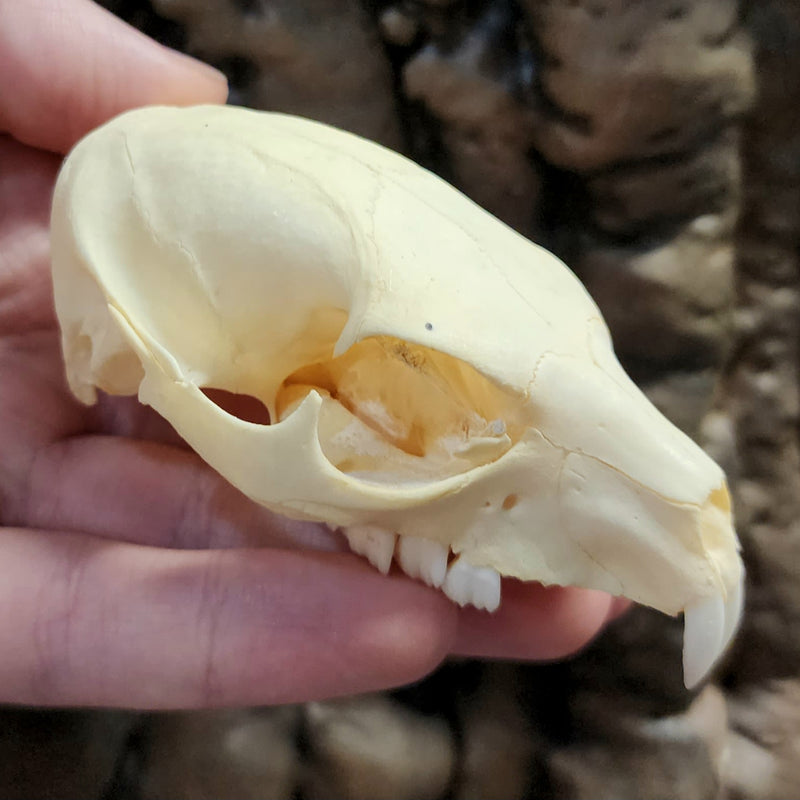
[{"x1": 21, "y1": 434, "x2": 345, "y2": 553}]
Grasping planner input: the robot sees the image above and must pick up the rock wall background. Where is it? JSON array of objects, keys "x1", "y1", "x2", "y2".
[{"x1": 3, "y1": 0, "x2": 799, "y2": 797}]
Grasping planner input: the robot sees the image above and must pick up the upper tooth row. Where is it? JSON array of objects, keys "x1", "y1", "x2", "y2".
[
  {"x1": 345, "y1": 524, "x2": 747, "y2": 691},
  {"x1": 345, "y1": 527, "x2": 746, "y2": 691},
  {"x1": 342, "y1": 525, "x2": 501, "y2": 612}
]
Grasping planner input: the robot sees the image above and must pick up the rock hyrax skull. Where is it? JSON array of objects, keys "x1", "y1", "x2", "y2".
[{"x1": 51, "y1": 105, "x2": 743, "y2": 688}]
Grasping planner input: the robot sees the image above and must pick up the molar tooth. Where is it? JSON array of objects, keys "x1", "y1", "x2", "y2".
[
  {"x1": 682, "y1": 593, "x2": 726, "y2": 690},
  {"x1": 396, "y1": 536, "x2": 448, "y2": 588},
  {"x1": 343, "y1": 525, "x2": 396, "y2": 575},
  {"x1": 443, "y1": 557, "x2": 501, "y2": 612}
]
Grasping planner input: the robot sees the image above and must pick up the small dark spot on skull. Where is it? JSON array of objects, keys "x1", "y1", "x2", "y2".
[
  {"x1": 425, "y1": 322, "x2": 434, "y2": 331},
  {"x1": 484, "y1": 501, "x2": 492, "y2": 507},
  {"x1": 502, "y1": 494, "x2": 519, "y2": 511}
]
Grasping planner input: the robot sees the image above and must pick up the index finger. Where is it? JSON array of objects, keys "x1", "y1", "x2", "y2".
[
  {"x1": 0, "y1": 0, "x2": 228, "y2": 154},
  {"x1": 0, "y1": 528, "x2": 455, "y2": 709}
]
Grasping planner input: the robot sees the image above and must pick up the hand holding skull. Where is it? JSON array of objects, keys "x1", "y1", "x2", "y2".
[{"x1": 0, "y1": 0, "x2": 626, "y2": 709}]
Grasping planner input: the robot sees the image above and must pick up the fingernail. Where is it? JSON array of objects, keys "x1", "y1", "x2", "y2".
[
  {"x1": 181, "y1": 53, "x2": 229, "y2": 88},
  {"x1": 159, "y1": 45, "x2": 230, "y2": 98}
]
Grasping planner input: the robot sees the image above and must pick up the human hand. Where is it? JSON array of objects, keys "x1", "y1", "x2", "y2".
[{"x1": 0, "y1": 0, "x2": 625, "y2": 709}]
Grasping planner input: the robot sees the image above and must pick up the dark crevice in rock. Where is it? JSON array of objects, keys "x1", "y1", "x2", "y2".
[
  {"x1": 211, "y1": 54, "x2": 260, "y2": 93},
  {"x1": 390, "y1": 664, "x2": 470, "y2": 799},
  {"x1": 726, "y1": 0, "x2": 800, "y2": 694},
  {"x1": 701, "y1": 13, "x2": 740, "y2": 48},
  {"x1": 231, "y1": 0, "x2": 267, "y2": 15},
  {"x1": 358, "y1": 1, "x2": 452, "y2": 167},
  {"x1": 291, "y1": 710, "x2": 312, "y2": 800},
  {"x1": 535, "y1": 159, "x2": 592, "y2": 261},
  {"x1": 574, "y1": 216, "x2": 706, "y2": 251},
  {"x1": 99, "y1": 716, "x2": 147, "y2": 800},
  {"x1": 97, "y1": 0, "x2": 187, "y2": 52},
  {"x1": 391, "y1": 0, "x2": 544, "y2": 231},
  {"x1": 589, "y1": 207, "x2": 730, "y2": 244},
  {"x1": 586, "y1": 125, "x2": 741, "y2": 180},
  {"x1": 664, "y1": 5, "x2": 688, "y2": 21},
  {"x1": 622, "y1": 350, "x2": 725, "y2": 386},
  {"x1": 524, "y1": 78, "x2": 593, "y2": 137},
  {"x1": 402, "y1": 99, "x2": 457, "y2": 178}
]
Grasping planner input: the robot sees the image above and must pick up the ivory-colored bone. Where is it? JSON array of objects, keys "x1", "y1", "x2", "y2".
[{"x1": 51, "y1": 105, "x2": 744, "y2": 687}]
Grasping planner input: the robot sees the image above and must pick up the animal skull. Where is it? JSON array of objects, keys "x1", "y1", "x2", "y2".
[{"x1": 50, "y1": 105, "x2": 744, "y2": 688}]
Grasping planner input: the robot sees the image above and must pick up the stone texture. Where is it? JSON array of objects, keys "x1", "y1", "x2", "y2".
[
  {"x1": 563, "y1": 606, "x2": 689, "y2": 720},
  {"x1": 106, "y1": 0, "x2": 403, "y2": 148},
  {"x1": 724, "y1": 680, "x2": 800, "y2": 799},
  {"x1": 547, "y1": 686, "x2": 728, "y2": 800},
  {"x1": 0, "y1": 707, "x2": 135, "y2": 800},
  {"x1": 37, "y1": 1, "x2": 800, "y2": 798},
  {"x1": 725, "y1": 0, "x2": 800, "y2": 688},
  {"x1": 586, "y1": 131, "x2": 742, "y2": 238},
  {"x1": 520, "y1": 0, "x2": 754, "y2": 173},
  {"x1": 575, "y1": 218, "x2": 735, "y2": 373},
  {"x1": 299, "y1": 695, "x2": 456, "y2": 799},
  {"x1": 452, "y1": 664, "x2": 538, "y2": 799},
  {"x1": 642, "y1": 368, "x2": 720, "y2": 438},
  {"x1": 138, "y1": 708, "x2": 300, "y2": 799},
  {"x1": 401, "y1": 3, "x2": 543, "y2": 232}
]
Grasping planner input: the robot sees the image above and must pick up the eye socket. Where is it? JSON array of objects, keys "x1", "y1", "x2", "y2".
[{"x1": 274, "y1": 335, "x2": 533, "y2": 484}]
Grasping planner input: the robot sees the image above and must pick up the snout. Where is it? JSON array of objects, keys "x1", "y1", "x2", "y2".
[{"x1": 531, "y1": 351, "x2": 743, "y2": 687}]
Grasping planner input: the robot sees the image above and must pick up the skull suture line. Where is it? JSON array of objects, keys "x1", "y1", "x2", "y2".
[{"x1": 51, "y1": 105, "x2": 744, "y2": 689}]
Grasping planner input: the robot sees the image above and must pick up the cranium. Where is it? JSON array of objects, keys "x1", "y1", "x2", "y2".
[{"x1": 51, "y1": 105, "x2": 743, "y2": 689}]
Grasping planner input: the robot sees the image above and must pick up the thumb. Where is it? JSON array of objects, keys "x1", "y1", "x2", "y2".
[{"x1": 0, "y1": 0, "x2": 228, "y2": 154}]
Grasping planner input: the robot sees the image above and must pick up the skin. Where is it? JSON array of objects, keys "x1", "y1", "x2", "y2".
[{"x1": 0, "y1": 0, "x2": 627, "y2": 710}]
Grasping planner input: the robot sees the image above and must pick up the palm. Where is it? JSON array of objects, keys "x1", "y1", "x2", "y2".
[
  {"x1": 0, "y1": 139, "x2": 87, "y2": 516},
  {"x1": 0, "y1": 0, "x2": 623, "y2": 707}
]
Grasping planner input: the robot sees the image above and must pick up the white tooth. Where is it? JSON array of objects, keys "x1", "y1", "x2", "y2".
[
  {"x1": 443, "y1": 557, "x2": 501, "y2": 612},
  {"x1": 442, "y1": 559, "x2": 471, "y2": 607},
  {"x1": 683, "y1": 593, "x2": 725, "y2": 690},
  {"x1": 721, "y1": 573, "x2": 745, "y2": 653},
  {"x1": 343, "y1": 525, "x2": 396, "y2": 575},
  {"x1": 396, "y1": 536, "x2": 448, "y2": 588}
]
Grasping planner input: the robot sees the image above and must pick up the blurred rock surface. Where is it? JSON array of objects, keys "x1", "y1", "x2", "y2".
[
  {"x1": 138, "y1": 708, "x2": 300, "y2": 799},
  {"x1": 0, "y1": 708, "x2": 134, "y2": 800},
  {"x1": 9, "y1": 0, "x2": 796, "y2": 798}
]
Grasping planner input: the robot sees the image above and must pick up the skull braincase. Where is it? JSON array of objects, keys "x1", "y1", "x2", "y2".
[{"x1": 51, "y1": 105, "x2": 742, "y2": 624}]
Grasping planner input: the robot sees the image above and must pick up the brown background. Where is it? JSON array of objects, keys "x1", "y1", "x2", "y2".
[{"x1": 3, "y1": 1, "x2": 799, "y2": 797}]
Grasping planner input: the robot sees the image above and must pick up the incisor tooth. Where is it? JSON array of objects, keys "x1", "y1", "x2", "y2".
[
  {"x1": 443, "y1": 558, "x2": 501, "y2": 612},
  {"x1": 683, "y1": 594, "x2": 726, "y2": 690},
  {"x1": 343, "y1": 525, "x2": 396, "y2": 575},
  {"x1": 396, "y1": 536, "x2": 448, "y2": 588}
]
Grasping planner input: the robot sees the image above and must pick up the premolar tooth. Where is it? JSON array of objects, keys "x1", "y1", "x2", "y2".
[
  {"x1": 396, "y1": 536, "x2": 448, "y2": 588},
  {"x1": 343, "y1": 525, "x2": 396, "y2": 575},
  {"x1": 443, "y1": 557, "x2": 501, "y2": 612},
  {"x1": 683, "y1": 593, "x2": 725, "y2": 690}
]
